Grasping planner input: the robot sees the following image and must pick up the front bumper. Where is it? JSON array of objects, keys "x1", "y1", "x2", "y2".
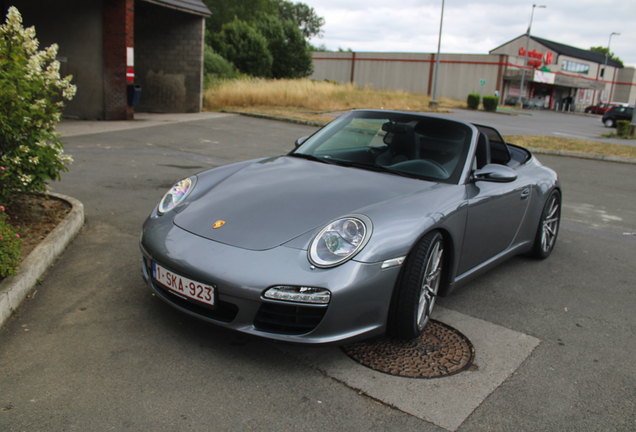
[{"x1": 140, "y1": 217, "x2": 402, "y2": 345}]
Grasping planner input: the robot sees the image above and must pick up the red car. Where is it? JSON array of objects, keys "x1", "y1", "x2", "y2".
[{"x1": 584, "y1": 103, "x2": 615, "y2": 115}]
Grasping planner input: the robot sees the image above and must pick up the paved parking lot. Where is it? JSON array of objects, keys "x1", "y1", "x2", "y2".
[
  {"x1": 1, "y1": 113, "x2": 635, "y2": 431},
  {"x1": 433, "y1": 109, "x2": 634, "y2": 146}
]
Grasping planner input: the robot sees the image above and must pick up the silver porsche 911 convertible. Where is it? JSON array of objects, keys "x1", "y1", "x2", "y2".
[{"x1": 140, "y1": 110, "x2": 560, "y2": 344}]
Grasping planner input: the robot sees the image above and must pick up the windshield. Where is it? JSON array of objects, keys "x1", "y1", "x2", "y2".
[{"x1": 291, "y1": 110, "x2": 473, "y2": 184}]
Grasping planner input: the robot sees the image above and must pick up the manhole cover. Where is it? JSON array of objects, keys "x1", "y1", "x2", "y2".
[{"x1": 341, "y1": 320, "x2": 475, "y2": 379}]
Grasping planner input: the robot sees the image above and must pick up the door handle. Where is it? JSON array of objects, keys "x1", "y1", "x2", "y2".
[{"x1": 521, "y1": 188, "x2": 531, "y2": 200}]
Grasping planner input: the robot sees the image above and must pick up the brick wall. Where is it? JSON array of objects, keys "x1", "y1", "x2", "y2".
[
  {"x1": 103, "y1": 0, "x2": 134, "y2": 120},
  {"x1": 134, "y1": 1, "x2": 204, "y2": 113}
]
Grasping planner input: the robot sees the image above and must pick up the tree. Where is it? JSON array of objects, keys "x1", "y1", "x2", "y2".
[
  {"x1": 202, "y1": 0, "x2": 274, "y2": 34},
  {"x1": 309, "y1": 42, "x2": 329, "y2": 52},
  {"x1": 254, "y1": 15, "x2": 313, "y2": 78},
  {"x1": 0, "y1": 7, "x2": 75, "y2": 206},
  {"x1": 209, "y1": 19, "x2": 273, "y2": 78},
  {"x1": 589, "y1": 46, "x2": 623, "y2": 65},
  {"x1": 272, "y1": 0, "x2": 325, "y2": 39},
  {"x1": 201, "y1": 0, "x2": 325, "y2": 40},
  {"x1": 201, "y1": 0, "x2": 319, "y2": 79}
]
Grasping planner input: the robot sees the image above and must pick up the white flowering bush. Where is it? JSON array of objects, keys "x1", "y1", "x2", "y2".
[{"x1": 0, "y1": 6, "x2": 76, "y2": 205}]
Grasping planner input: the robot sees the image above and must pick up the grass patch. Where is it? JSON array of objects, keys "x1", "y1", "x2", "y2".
[
  {"x1": 504, "y1": 135, "x2": 636, "y2": 159},
  {"x1": 204, "y1": 77, "x2": 464, "y2": 114},
  {"x1": 601, "y1": 131, "x2": 636, "y2": 140}
]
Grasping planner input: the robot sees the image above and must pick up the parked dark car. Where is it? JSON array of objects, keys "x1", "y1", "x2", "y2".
[
  {"x1": 602, "y1": 106, "x2": 634, "y2": 128},
  {"x1": 584, "y1": 103, "x2": 615, "y2": 115}
]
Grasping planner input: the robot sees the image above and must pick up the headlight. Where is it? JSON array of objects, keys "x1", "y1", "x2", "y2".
[
  {"x1": 158, "y1": 177, "x2": 195, "y2": 215},
  {"x1": 308, "y1": 215, "x2": 373, "y2": 268}
]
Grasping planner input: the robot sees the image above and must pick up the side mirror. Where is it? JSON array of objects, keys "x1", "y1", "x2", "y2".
[
  {"x1": 295, "y1": 136, "x2": 309, "y2": 148},
  {"x1": 473, "y1": 164, "x2": 518, "y2": 183}
]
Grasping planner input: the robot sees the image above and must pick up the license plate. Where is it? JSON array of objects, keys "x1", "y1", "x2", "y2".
[{"x1": 152, "y1": 262, "x2": 216, "y2": 307}]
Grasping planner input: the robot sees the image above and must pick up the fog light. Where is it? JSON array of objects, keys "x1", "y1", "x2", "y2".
[{"x1": 264, "y1": 286, "x2": 331, "y2": 304}]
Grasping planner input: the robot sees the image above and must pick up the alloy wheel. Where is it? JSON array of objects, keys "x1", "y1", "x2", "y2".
[
  {"x1": 541, "y1": 195, "x2": 560, "y2": 253},
  {"x1": 417, "y1": 241, "x2": 443, "y2": 331}
]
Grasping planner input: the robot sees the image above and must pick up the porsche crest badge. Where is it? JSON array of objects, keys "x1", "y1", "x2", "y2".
[{"x1": 213, "y1": 220, "x2": 226, "y2": 229}]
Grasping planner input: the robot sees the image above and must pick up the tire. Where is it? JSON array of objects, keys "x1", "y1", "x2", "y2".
[
  {"x1": 531, "y1": 190, "x2": 561, "y2": 259},
  {"x1": 604, "y1": 118, "x2": 615, "y2": 128},
  {"x1": 388, "y1": 231, "x2": 445, "y2": 340},
  {"x1": 585, "y1": 109, "x2": 592, "y2": 114}
]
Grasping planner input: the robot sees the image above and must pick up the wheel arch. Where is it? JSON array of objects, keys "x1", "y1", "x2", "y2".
[
  {"x1": 385, "y1": 227, "x2": 452, "y2": 338},
  {"x1": 390, "y1": 226, "x2": 456, "y2": 300}
]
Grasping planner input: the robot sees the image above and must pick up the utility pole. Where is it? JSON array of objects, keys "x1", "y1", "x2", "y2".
[
  {"x1": 428, "y1": 0, "x2": 444, "y2": 109},
  {"x1": 516, "y1": 4, "x2": 546, "y2": 110},
  {"x1": 602, "y1": 32, "x2": 620, "y2": 104}
]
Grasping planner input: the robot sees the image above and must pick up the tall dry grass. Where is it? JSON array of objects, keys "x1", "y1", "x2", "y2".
[{"x1": 203, "y1": 78, "x2": 463, "y2": 112}]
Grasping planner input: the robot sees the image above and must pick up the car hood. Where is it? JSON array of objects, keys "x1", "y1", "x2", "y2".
[{"x1": 173, "y1": 156, "x2": 437, "y2": 250}]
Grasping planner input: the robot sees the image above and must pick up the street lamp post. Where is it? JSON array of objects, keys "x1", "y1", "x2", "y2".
[
  {"x1": 601, "y1": 32, "x2": 620, "y2": 103},
  {"x1": 516, "y1": 4, "x2": 546, "y2": 110},
  {"x1": 428, "y1": 0, "x2": 445, "y2": 109}
]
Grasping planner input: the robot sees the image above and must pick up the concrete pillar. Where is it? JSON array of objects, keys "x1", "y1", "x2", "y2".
[{"x1": 103, "y1": 0, "x2": 134, "y2": 120}]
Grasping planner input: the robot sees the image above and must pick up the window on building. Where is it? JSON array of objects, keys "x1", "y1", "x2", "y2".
[{"x1": 561, "y1": 60, "x2": 590, "y2": 75}]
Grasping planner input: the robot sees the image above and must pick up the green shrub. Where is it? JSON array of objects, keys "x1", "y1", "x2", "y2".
[
  {"x1": 616, "y1": 120, "x2": 630, "y2": 137},
  {"x1": 482, "y1": 95, "x2": 499, "y2": 112},
  {"x1": 467, "y1": 93, "x2": 480, "y2": 110},
  {"x1": 0, "y1": 207, "x2": 21, "y2": 278},
  {"x1": 204, "y1": 45, "x2": 236, "y2": 78},
  {"x1": 209, "y1": 19, "x2": 273, "y2": 78},
  {"x1": 0, "y1": 7, "x2": 75, "y2": 206}
]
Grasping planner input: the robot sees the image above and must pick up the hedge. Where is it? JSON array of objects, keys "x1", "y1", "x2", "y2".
[
  {"x1": 616, "y1": 120, "x2": 630, "y2": 137},
  {"x1": 482, "y1": 95, "x2": 499, "y2": 112},
  {"x1": 467, "y1": 93, "x2": 480, "y2": 110}
]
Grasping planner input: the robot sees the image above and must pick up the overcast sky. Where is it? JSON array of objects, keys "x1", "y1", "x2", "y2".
[{"x1": 307, "y1": 0, "x2": 636, "y2": 67}]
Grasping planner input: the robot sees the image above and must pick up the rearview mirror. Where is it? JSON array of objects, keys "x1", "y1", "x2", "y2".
[{"x1": 473, "y1": 164, "x2": 517, "y2": 183}]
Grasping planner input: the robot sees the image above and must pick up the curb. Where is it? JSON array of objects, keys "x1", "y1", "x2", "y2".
[
  {"x1": 225, "y1": 110, "x2": 329, "y2": 127},
  {"x1": 0, "y1": 192, "x2": 85, "y2": 327},
  {"x1": 228, "y1": 111, "x2": 636, "y2": 165},
  {"x1": 529, "y1": 147, "x2": 636, "y2": 164}
]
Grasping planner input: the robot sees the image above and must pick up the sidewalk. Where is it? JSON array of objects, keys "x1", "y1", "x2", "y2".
[{"x1": 58, "y1": 112, "x2": 233, "y2": 137}]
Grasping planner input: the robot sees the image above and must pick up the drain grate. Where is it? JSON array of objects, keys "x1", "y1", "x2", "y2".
[{"x1": 341, "y1": 320, "x2": 475, "y2": 379}]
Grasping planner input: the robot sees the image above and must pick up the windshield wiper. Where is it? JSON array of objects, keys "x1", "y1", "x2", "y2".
[
  {"x1": 288, "y1": 153, "x2": 338, "y2": 165},
  {"x1": 329, "y1": 159, "x2": 419, "y2": 179}
]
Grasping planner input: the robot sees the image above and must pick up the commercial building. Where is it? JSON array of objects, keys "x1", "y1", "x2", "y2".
[
  {"x1": 1, "y1": 0, "x2": 211, "y2": 120},
  {"x1": 310, "y1": 35, "x2": 636, "y2": 111}
]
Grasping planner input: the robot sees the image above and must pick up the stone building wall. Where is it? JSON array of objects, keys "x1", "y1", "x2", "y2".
[
  {"x1": 134, "y1": 1, "x2": 204, "y2": 113},
  {"x1": 6, "y1": 0, "x2": 105, "y2": 119}
]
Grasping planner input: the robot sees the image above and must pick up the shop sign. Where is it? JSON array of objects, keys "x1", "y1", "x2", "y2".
[
  {"x1": 544, "y1": 51, "x2": 553, "y2": 65},
  {"x1": 534, "y1": 70, "x2": 555, "y2": 84},
  {"x1": 519, "y1": 46, "x2": 553, "y2": 67}
]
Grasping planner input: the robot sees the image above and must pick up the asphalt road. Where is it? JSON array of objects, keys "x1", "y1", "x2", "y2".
[
  {"x1": 428, "y1": 109, "x2": 634, "y2": 146},
  {"x1": 1, "y1": 113, "x2": 635, "y2": 431}
]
